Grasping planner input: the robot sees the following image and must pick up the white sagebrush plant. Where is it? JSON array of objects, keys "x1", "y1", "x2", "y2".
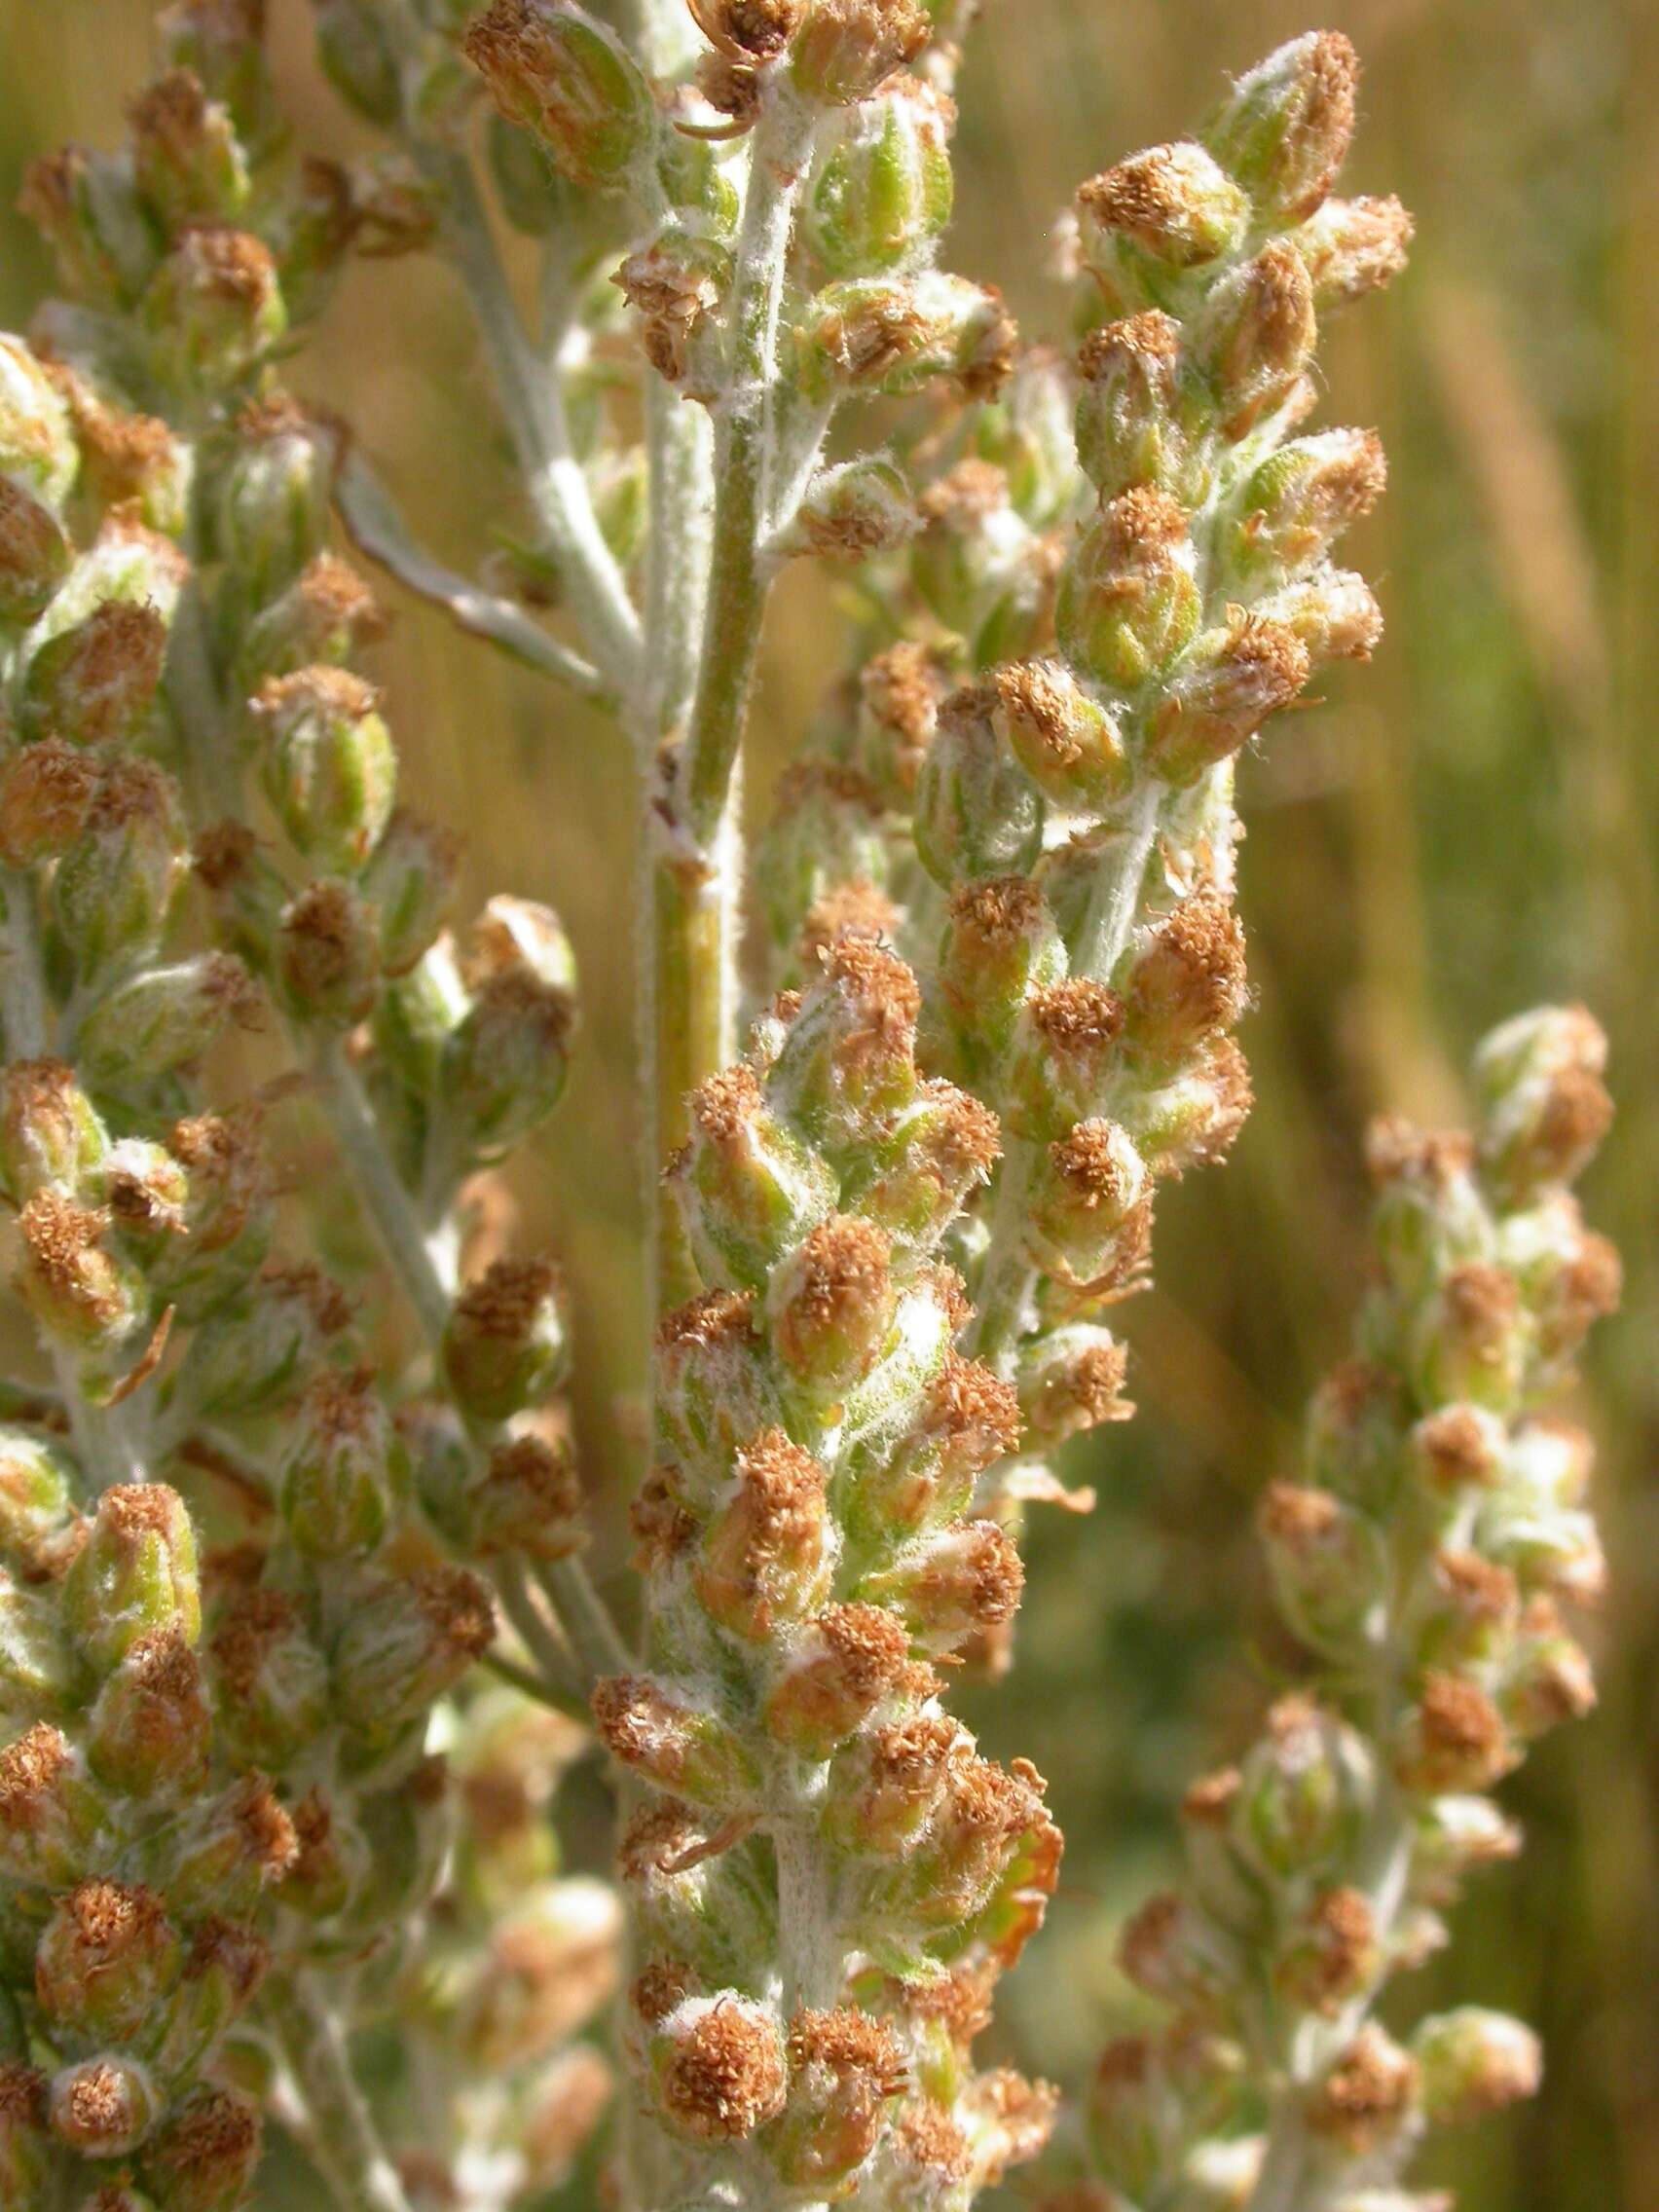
[{"x1": 0, "y1": 6, "x2": 1615, "y2": 2211}]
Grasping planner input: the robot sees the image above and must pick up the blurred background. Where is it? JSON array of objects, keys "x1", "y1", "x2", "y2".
[{"x1": 1, "y1": 3, "x2": 1653, "y2": 2207}]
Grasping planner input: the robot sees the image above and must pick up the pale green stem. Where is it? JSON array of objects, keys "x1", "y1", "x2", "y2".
[{"x1": 265, "y1": 1971, "x2": 415, "y2": 2212}]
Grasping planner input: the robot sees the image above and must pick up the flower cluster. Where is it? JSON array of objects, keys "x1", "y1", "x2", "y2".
[
  {"x1": 1051, "y1": 1009, "x2": 1618, "y2": 2212},
  {"x1": 602, "y1": 931, "x2": 1060, "y2": 2202}
]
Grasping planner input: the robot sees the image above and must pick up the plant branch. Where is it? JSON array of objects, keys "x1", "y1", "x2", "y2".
[{"x1": 265, "y1": 1972, "x2": 415, "y2": 2212}]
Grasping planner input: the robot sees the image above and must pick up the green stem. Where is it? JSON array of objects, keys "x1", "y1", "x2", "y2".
[{"x1": 266, "y1": 1972, "x2": 415, "y2": 2212}]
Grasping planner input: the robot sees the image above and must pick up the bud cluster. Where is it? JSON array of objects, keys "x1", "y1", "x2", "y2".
[
  {"x1": 1055, "y1": 1010, "x2": 1617, "y2": 2212},
  {"x1": 599, "y1": 930, "x2": 1060, "y2": 2199}
]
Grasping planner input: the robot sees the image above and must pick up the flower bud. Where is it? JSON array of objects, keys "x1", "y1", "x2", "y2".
[
  {"x1": 0, "y1": 335, "x2": 78, "y2": 508},
  {"x1": 1117, "y1": 1890, "x2": 1236, "y2": 2015},
  {"x1": 1203, "y1": 32, "x2": 1358, "y2": 225},
  {"x1": 649, "y1": 1991, "x2": 788, "y2": 2143},
  {"x1": 254, "y1": 668, "x2": 397, "y2": 875},
  {"x1": 1004, "y1": 979, "x2": 1125, "y2": 1140},
  {"x1": 822, "y1": 1711, "x2": 960, "y2": 1854},
  {"x1": 35, "y1": 1880, "x2": 184, "y2": 2046},
  {"x1": 775, "y1": 2008, "x2": 904, "y2": 2189},
  {"x1": 333, "y1": 1567, "x2": 495, "y2": 1732},
  {"x1": 1472, "y1": 1004, "x2": 1611, "y2": 1199},
  {"x1": 1076, "y1": 143, "x2": 1248, "y2": 309},
  {"x1": 876, "y1": 1751, "x2": 1056, "y2": 1946},
  {"x1": 0, "y1": 477, "x2": 72, "y2": 623},
  {"x1": 18, "y1": 596, "x2": 171, "y2": 751},
  {"x1": 755, "y1": 763, "x2": 891, "y2": 966},
  {"x1": 238, "y1": 550, "x2": 386, "y2": 686},
  {"x1": 1410, "y1": 1262, "x2": 1528, "y2": 1411},
  {"x1": 0, "y1": 1723, "x2": 104, "y2": 1884},
  {"x1": 991, "y1": 660, "x2": 1131, "y2": 818},
  {"x1": 361, "y1": 806, "x2": 460, "y2": 976},
  {"x1": 1257, "y1": 1482, "x2": 1386, "y2": 1657},
  {"x1": 1257, "y1": 562, "x2": 1383, "y2": 667},
  {"x1": 792, "y1": 0, "x2": 932, "y2": 106},
  {"x1": 77, "y1": 951, "x2": 261, "y2": 1088},
  {"x1": 1234, "y1": 1697, "x2": 1372, "y2": 1879},
  {"x1": 176, "y1": 1260, "x2": 350, "y2": 1419},
  {"x1": 1500, "y1": 1596, "x2": 1596, "y2": 1740},
  {"x1": 593, "y1": 1673, "x2": 759, "y2": 1804},
  {"x1": 768, "y1": 1216, "x2": 897, "y2": 1400},
  {"x1": 472, "y1": 1430, "x2": 587, "y2": 1561},
  {"x1": 1191, "y1": 243, "x2": 1316, "y2": 441},
  {"x1": 140, "y1": 2084, "x2": 262, "y2": 2212},
  {"x1": 674, "y1": 1065, "x2": 838, "y2": 1292},
  {"x1": 931, "y1": 875, "x2": 1062, "y2": 1081},
  {"x1": 278, "y1": 1367, "x2": 407, "y2": 1558},
  {"x1": 1056, "y1": 487, "x2": 1200, "y2": 692},
  {"x1": 0, "y1": 740, "x2": 97, "y2": 865},
  {"x1": 654, "y1": 1291, "x2": 779, "y2": 1485},
  {"x1": 1411, "y1": 2008, "x2": 1540, "y2": 2129},
  {"x1": 0, "y1": 1425, "x2": 79, "y2": 1577},
  {"x1": 129, "y1": 66, "x2": 250, "y2": 227},
  {"x1": 87, "y1": 1625, "x2": 212, "y2": 1798},
  {"x1": 63, "y1": 1484, "x2": 201, "y2": 1674},
  {"x1": 796, "y1": 274, "x2": 1015, "y2": 404},
  {"x1": 53, "y1": 759, "x2": 188, "y2": 986},
  {"x1": 51, "y1": 371, "x2": 190, "y2": 535},
  {"x1": 18, "y1": 146, "x2": 152, "y2": 307},
  {"x1": 207, "y1": 1585, "x2": 330, "y2": 1767},
  {"x1": 213, "y1": 397, "x2": 341, "y2": 606},
  {"x1": 15, "y1": 1189, "x2": 148, "y2": 1362},
  {"x1": 914, "y1": 683, "x2": 1044, "y2": 886},
  {"x1": 438, "y1": 969, "x2": 575, "y2": 1163},
  {"x1": 276, "y1": 876, "x2": 382, "y2": 1026},
  {"x1": 0, "y1": 2064, "x2": 55, "y2": 2202},
  {"x1": 141, "y1": 224, "x2": 286, "y2": 393},
  {"x1": 0, "y1": 1059, "x2": 106, "y2": 1207},
  {"x1": 444, "y1": 1255, "x2": 570, "y2": 1420},
  {"x1": 863, "y1": 1517, "x2": 1022, "y2": 1650},
  {"x1": 804, "y1": 77, "x2": 954, "y2": 277},
  {"x1": 156, "y1": 1774, "x2": 298, "y2": 1919},
  {"x1": 145, "y1": 1109, "x2": 272, "y2": 1322},
  {"x1": 1297, "y1": 193, "x2": 1415, "y2": 311},
  {"x1": 1226, "y1": 427, "x2": 1387, "y2": 594},
  {"x1": 1017, "y1": 1324, "x2": 1131, "y2": 1447},
  {"x1": 1027, "y1": 1119, "x2": 1151, "y2": 1285},
  {"x1": 49, "y1": 2054, "x2": 162, "y2": 2158},
  {"x1": 1303, "y1": 2026, "x2": 1418, "y2": 2158},
  {"x1": 613, "y1": 224, "x2": 731, "y2": 396},
  {"x1": 1122, "y1": 893, "x2": 1248, "y2": 1062},
  {"x1": 849, "y1": 1079, "x2": 1000, "y2": 1260},
  {"x1": 769, "y1": 934, "x2": 921, "y2": 1148},
  {"x1": 1393, "y1": 1672, "x2": 1513, "y2": 1795},
  {"x1": 783, "y1": 456, "x2": 918, "y2": 563},
  {"x1": 1143, "y1": 615, "x2": 1310, "y2": 785},
  {"x1": 465, "y1": 1, "x2": 655, "y2": 189},
  {"x1": 763, "y1": 1601, "x2": 908, "y2": 1756},
  {"x1": 314, "y1": 0, "x2": 404, "y2": 126},
  {"x1": 692, "y1": 1428, "x2": 830, "y2": 1641},
  {"x1": 1074, "y1": 311, "x2": 1192, "y2": 502}
]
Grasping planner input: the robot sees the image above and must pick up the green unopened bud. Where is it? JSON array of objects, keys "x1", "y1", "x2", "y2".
[
  {"x1": 78, "y1": 951, "x2": 261, "y2": 1088},
  {"x1": 1191, "y1": 242, "x2": 1316, "y2": 440},
  {"x1": 255, "y1": 667, "x2": 396, "y2": 875},
  {"x1": 276, "y1": 876, "x2": 381, "y2": 1026},
  {"x1": 804, "y1": 76, "x2": 954, "y2": 276},
  {"x1": 1234, "y1": 1697, "x2": 1373, "y2": 1879},
  {"x1": 465, "y1": 1, "x2": 655, "y2": 189},
  {"x1": 1473, "y1": 1004, "x2": 1612, "y2": 1200},
  {"x1": 1004, "y1": 978, "x2": 1126, "y2": 1141},
  {"x1": 156, "y1": 0, "x2": 276, "y2": 144},
  {"x1": 1257, "y1": 562, "x2": 1383, "y2": 668},
  {"x1": 0, "y1": 478, "x2": 72, "y2": 623},
  {"x1": 992, "y1": 660, "x2": 1131, "y2": 819},
  {"x1": 332, "y1": 1567, "x2": 496, "y2": 1731},
  {"x1": 53, "y1": 758, "x2": 188, "y2": 986},
  {"x1": 444, "y1": 1256, "x2": 570, "y2": 1420},
  {"x1": 693, "y1": 1427, "x2": 830, "y2": 1641},
  {"x1": 145, "y1": 1109, "x2": 272, "y2": 1322},
  {"x1": 1410, "y1": 1262, "x2": 1528, "y2": 1411},
  {"x1": 653, "y1": 1290, "x2": 778, "y2": 1485},
  {"x1": 207, "y1": 1585, "x2": 330, "y2": 1766},
  {"x1": 1204, "y1": 32, "x2": 1358, "y2": 225},
  {"x1": 1257, "y1": 1482, "x2": 1387, "y2": 1657},
  {"x1": 150, "y1": 1916, "x2": 270, "y2": 2083},
  {"x1": 1116, "y1": 1889, "x2": 1236, "y2": 2015},
  {"x1": 1501, "y1": 1595, "x2": 1596, "y2": 1739},
  {"x1": 0, "y1": 2063, "x2": 55, "y2": 2201},
  {"x1": 914, "y1": 683, "x2": 1044, "y2": 886},
  {"x1": 1076, "y1": 142, "x2": 1248, "y2": 310},
  {"x1": 0, "y1": 335, "x2": 79, "y2": 508},
  {"x1": 0, "y1": 741, "x2": 97, "y2": 869},
  {"x1": 769, "y1": 934, "x2": 922, "y2": 1151},
  {"x1": 931, "y1": 875, "x2": 1062, "y2": 1079},
  {"x1": 49, "y1": 2053, "x2": 162, "y2": 2158},
  {"x1": 237, "y1": 550, "x2": 386, "y2": 685},
  {"x1": 1074, "y1": 311, "x2": 1192, "y2": 502},
  {"x1": 473, "y1": 1430, "x2": 586, "y2": 1562},
  {"x1": 862, "y1": 1516, "x2": 1022, "y2": 1650},
  {"x1": 0, "y1": 1723, "x2": 102, "y2": 1883},
  {"x1": 15, "y1": 1189, "x2": 148, "y2": 1361},
  {"x1": 438, "y1": 971, "x2": 574, "y2": 1162},
  {"x1": 315, "y1": 0, "x2": 404, "y2": 125},
  {"x1": 1297, "y1": 193, "x2": 1414, "y2": 312},
  {"x1": 0, "y1": 1573, "x2": 79, "y2": 1716},
  {"x1": 152, "y1": 1773, "x2": 298, "y2": 1919},
  {"x1": 278, "y1": 1367, "x2": 407, "y2": 1558},
  {"x1": 64, "y1": 1484, "x2": 201, "y2": 1673},
  {"x1": 796, "y1": 274, "x2": 1015, "y2": 403},
  {"x1": 848, "y1": 1078, "x2": 1000, "y2": 1259},
  {"x1": 140, "y1": 2085, "x2": 262, "y2": 2212},
  {"x1": 178, "y1": 1260, "x2": 351, "y2": 1419},
  {"x1": 0, "y1": 1426, "x2": 78, "y2": 1578},
  {"x1": 792, "y1": 0, "x2": 933, "y2": 106},
  {"x1": 1143, "y1": 616, "x2": 1310, "y2": 784},
  {"x1": 36, "y1": 1881, "x2": 183, "y2": 2046},
  {"x1": 674, "y1": 1064, "x2": 837, "y2": 1292},
  {"x1": 88, "y1": 1625, "x2": 212, "y2": 1798},
  {"x1": 129, "y1": 67, "x2": 250, "y2": 226},
  {"x1": 768, "y1": 1215, "x2": 897, "y2": 1399},
  {"x1": 18, "y1": 146, "x2": 155, "y2": 307},
  {"x1": 1412, "y1": 2008, "x2": 1540, "y2": 2129},
  {"x1": 761, "y1": 1602, "x2": 907, "y2": 1757},
  {"x1": 362, "y1": 806, "x2": 461, "y2": 977},
  {"x1": 909, "y1": 458, "x2": 1044, "y2": 658},
  {"x1": 0, "y1": 1059, "x2": 106, "y2": 1207},
  {"x1": 141, "y1": 225, "x2": 286, "y2": 392},
  {"x1": 1055, "y1": 487, "x2": 1200, "y2": 691},
  {"x1": 782, "y1": 456, "x2": 918, "y2": 563},
  {"x1": 20, "y1": 599, "x2": 172, "y2": 755},
  {"x1": 754, "y1": 763, "x2": 892, "y2": 967},
  {"x1": 1026, "y1": 1118, "x2": 1150, "y2": 1283},
  {"x1": 773, "y1": 2007, "x2": 903, "y2": 2192},
  {"x1": 213, "y1": 396, "x2": 341, "y2": 605},
  {"x1": 1227, "y1": 427, "x2": 1387, "y2": 590}
]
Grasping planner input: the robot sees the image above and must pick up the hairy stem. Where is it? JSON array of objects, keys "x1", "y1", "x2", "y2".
[{"x1": 266, "y1": 1972, "x2": 415, "y2": 2212}]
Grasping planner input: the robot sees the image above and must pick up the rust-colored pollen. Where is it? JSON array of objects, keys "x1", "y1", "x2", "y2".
[
  {"x1": 1442, "y1": 1261, "x2": 1521, "y2": 1345},
  {"x1": 736, "y1": 1428, "x2": 828, "y2": 1526},
  {"x1": 896, "y1": 2099, "x2": 972, "y2": 2180},
  {"x1": 0, "y1": 738, "x2": 98, "y2": 862},
  {"x1": 656, "y1": 1288, "x2": 756, "y2": 1355},
  {"x1": 1281, "y1": 31, "x2": 1360, "y2": 216},
  {"x1": 949, "y1": 873, "x2": 1047, "y2": 951},
  {"x1": 1079, "y1": 309, "x2": 1181, "y2": 383},
  {"x1": 0, "y1": 1721, "x2": 72, "y2": 1829},
  {"x1": 1434, "y1": 1548, "x2": 1518, "y2": 1620},
  {"x1": 177, "y1": 219, "x2": 277, "y2": 303},
  {"x1": 862, "y1": 640, "x2": 942, "y2": 765},
  {"x1": 1364, "y1": 1113, "x2": 1476, "y2": 1188},
  {"x1": 209, "y1": 1586, "x2": 302, "y2": 1698},
  {"x1": 54, "y1": 2057, "x2": 139, "y2": 2147},
  {"x1": 927, "y1": 1353, "x2": 1023, "y2": 1467},
  {"x1": 413, "y1": 1567, "x2": 496, "y2": 1658},
  {"x1": 1049, "y1": 1120, "x2": 1131, "y2": 1206},
  {"x1": 686, "y1": 0, "x2": 805, "y2": 60},
  {"x1": 184, "y1": 1915, "x2": 271, "y2": 2001},
  {"x1": 1258, "y1": 1480, "x2": 1340, "y2": 1546},
  {"x1": 592, "y1": 1676, "x2": 691, "y2": 1783},
  {"x1": 918, "y1": 458, "x2": 1009, "y2": 532},
  {"x1": 1414, "y1": 1670, "x2": 1509, "y2": 1783},
  {"x1": 800, "y1": 880, "x2": 902, "y2": 965},
  {"x1": 489, "y1": 1433, "x2": 581, "y2": 1519},
  {"x1": 1296, "y1": 1884, "x2": 1378, "y2": 2006},
  {"x1": 814, "y1": 1602, "x2": 909, "y2": 1696},
  {"x1": 259, "y1": 1259, "x2": 353, "y2": 1337},
  {"x1": 633, "y1": 1957, "x2": 696, "y2": 2025},
  {"x1": 1029, "y1": 980, "x2": 1126, "y2": 1058},
  {"x1": 775, "y1": 757, "x2": 884, "y2": 823},
  {"x1": 1131, "y1": 893, "x2": 1248, "y2": 1039},
  {"x1": 688, "y1": 1063, "x2": 763, "y2": 1146},
  {"x1": 1181, "y1": 1766, "x2": 1242, "y2": 1827},
  {"x1": 661, "y1": 1999, "x2": 788, "y2": 2142},
  {"x1": 230, "y1": 1776, "x2": 299, "y2": 1878},
  {"x1": 1078, "y1": 143, "x2": 1213, "y2": 247},
  {"x1": 617, "y1": 1795, "x2": 707, "y2": 1886},
  {"x1": 0, "y1": 2059, "x2": 47, "y2": 2126},
  {"x1": 786, "y1": 1216, "x2": 894, "y2": 1327},
  {"x1": 191, "y1": 818, "x2": 257, "y2": 891},
  {"x1": 19, "y1": 1184, "x2": 108, "y2": 1278},
  {"x1": 296, "y1": 551, "x2": 387, "y2": 638},
  {"x1": 789, "y1": 2003, "x2": 903, "y2": 2081},
  {"x1": 454, "y1": 1254, "x2": 561, "y2": 1342},
  {"x1": 1306, "y1": 2025, "x2": 1418, "y2": 2150},
  {"x1": 149, "y1": 2084, "x2": 260, "y2": 2177},
  {"x1": 1413, "y1": 1404, "x2": 1498, "y2": 1492},
  {"x1": 822, "y1": 930, "x2": 922, "y2": 1031}
]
